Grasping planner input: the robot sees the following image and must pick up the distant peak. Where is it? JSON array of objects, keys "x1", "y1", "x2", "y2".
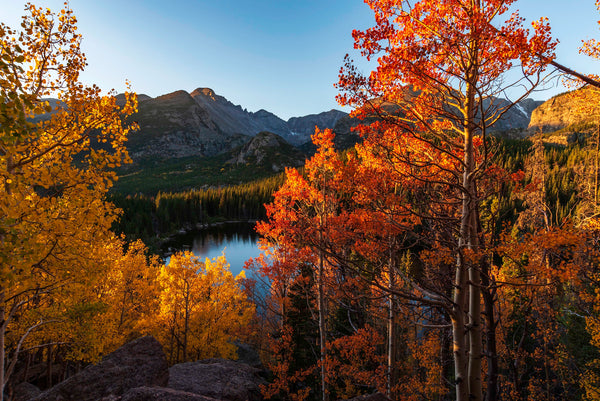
[
  {"x1": 191, "y1": 88, "x2": 217, "y2": 100},
  {"x1": 156, "y1": 90, "x2": 191, "y2": 101},
  {"x1": 253, "y1": 109, "x2": 273, "y2": 117}
]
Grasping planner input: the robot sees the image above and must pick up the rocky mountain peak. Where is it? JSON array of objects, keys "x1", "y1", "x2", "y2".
[
  {"x1": 190, "y1": 87, "x2": 219, "y2": 102},
  {"x1": 252, "y1": 109, "x2": 273, "y2": 118},
  {"x1": 154, "y1": 90, "x2": 194, "y2": 105},
  {"x1": 115, "y1": 93, "x2": 151, "y2": 108}
]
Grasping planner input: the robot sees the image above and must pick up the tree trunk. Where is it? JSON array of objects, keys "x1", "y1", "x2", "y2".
[
  {"x1": 0, "y1": 295, "x2": 5, "y2": 401},
  {"x1": 462, "y1": 52, "x2": 482, "y2": 401},
  {"x1": 317, "y1": 249, "x2": 327, "y2": 401},
  {"x1": 452, "y1": 251, "x2": 469, "y2": 401},
  {"x1": 467, "y1": 207, "x2": 482, "y2": 401},
  {"x1": 387, "y1": 244, "x2": 396, "y2": 400},
  {"x1": 47, "y1": 344, "x2": 53, "y2": 388},
  {"x1": 318, "y1": 170, "x2": 329, "y2": 401},
  {"x1": 482, "y1": 271, "x2": 498, "y2": 401},
  {"x1": 595, "y1": 121, "x2": 599, "y2": 209}
]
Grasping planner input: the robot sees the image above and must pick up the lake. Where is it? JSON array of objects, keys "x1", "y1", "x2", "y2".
[{"x1": 162, "y1": 222, "x2": 262, "y2": 277}]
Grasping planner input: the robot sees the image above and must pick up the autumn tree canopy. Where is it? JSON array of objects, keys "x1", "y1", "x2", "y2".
[
  {"x1": 0, "y1": 3, "x2": 137, "y2": 397},
  {"x1": 336, "y1": 2, "x2": 557, "y2": 401}
]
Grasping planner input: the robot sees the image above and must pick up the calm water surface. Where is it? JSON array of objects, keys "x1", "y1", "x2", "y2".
[{"x1": 162, "y1": 222, "x2": 262, "y2": 277}]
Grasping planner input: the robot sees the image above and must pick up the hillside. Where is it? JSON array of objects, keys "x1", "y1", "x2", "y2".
[
  {"x1": 228, "y1": 131, "x2": 306, "y2": 172},
  {"x1": 528, "y1": 87, "x2": 600, "y2": 134}
]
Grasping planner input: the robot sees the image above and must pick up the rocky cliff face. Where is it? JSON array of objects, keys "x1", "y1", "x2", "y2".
[
  {"x1": 229, "y1": 131, "x2": 305, "y2": 172},
  {"x1": 251, "y1": 109, "x2": 291, "y2": 139},
  {"x1": 190, "y1": 88, "x2": 263, "y2": 136},
  {"x1": 528, "y1": 88, "x2": 600, "y2": 133},
  {"x1": 190, "y1": 88, "x2": 302, "y2": 144}
]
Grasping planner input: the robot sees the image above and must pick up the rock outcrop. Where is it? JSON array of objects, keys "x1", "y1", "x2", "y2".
[
  {"x1": 17, "y1": 336, "x2": 269, "y2": 401},
  {"x1": 168, "y1": 358, "x2": 266, "y2": 401},
  {"x1": 30, "y1": 336, "x2": 168, "y2": 401},
  {"x1": 229, "y1": 131, "x2": 305, "y2": 172},
  {"x1": 528, "y1": 88, "x2": 600, "y2": 133}
]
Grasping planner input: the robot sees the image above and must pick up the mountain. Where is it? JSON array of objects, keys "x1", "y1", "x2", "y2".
[
  {"x1": 189, "y1": 87, "x2": 344, "y2": 146},
  {"x1": 528, "y1": 88, "x2": 600, "y2": 134},
  {"x1": 41, "y1": 87, "x2": 543, "y2": 166},
  {"x1": 486, "y1": 98, "x2": 544, "y2": 133},
  {"x1": 228, "y1": 131, "x2": 306, "y2": 172},
  {"x1": 320, "y1": 96, "x2": 542, "y2": 153},
  {"x1": 287, "y1": 110, "x2": 348, "y2": 145},
  {"x1": 127, "y1": 90, "x2": 248, "y2": 160},
  {"x1": 110, "y1": 88, "x2": 347, "y2": 193},
  {"x1": 67, "y1": 86, "x2": 553, "y2": 194},
  {"x1": 126, "y1": 88, "x2": 347, "y2": 160}
]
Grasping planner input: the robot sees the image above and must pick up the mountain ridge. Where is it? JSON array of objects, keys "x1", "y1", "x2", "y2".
[{"x1": 126, "y1": 87, "x2": 348, "y2": 160}]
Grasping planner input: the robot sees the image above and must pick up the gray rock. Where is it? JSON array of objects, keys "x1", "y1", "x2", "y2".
[
  {"x1": 121, "y1": 387, "x2": 219, "y2": 401},
  {"x1": 168, "y1": 358, "x2": 266, "y2": 401},
  {"x1": 31, "y1": 336, "x2": 168, "y2": 401},
  {"x1": 12, "y1": 382, "x2": 41, "y2": 401}
]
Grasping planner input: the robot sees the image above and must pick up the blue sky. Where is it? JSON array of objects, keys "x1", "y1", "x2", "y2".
[{"x1": 2, "y1": 0, "x2": 600, "y2": 120}]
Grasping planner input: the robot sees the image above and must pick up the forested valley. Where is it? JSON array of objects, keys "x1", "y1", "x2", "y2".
[
  {"x1": 6, "y1": 1, "x2": 600, "y2": 401},
  {"x1": 110, "y1": 174, "x2": 284, "y2": 251}
]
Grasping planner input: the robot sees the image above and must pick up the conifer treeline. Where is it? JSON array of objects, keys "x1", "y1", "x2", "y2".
[
  {"x1": 496, "y1": 136, "x2": 591, "y2": 225},
  {"x1": 110, "y1": 137, "x2": 591, "y2": 248},
  {"x1": 109, "y1": 173, "x2": 285, "y2": 244}
]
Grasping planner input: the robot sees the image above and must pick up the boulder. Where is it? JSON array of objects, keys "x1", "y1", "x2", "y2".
[
  {"x1": 31, "y1": 336, "x2": 168, "y2": 401},
  {"x1": 121, "y1": 387, "x2": 219, "y2": 401},
  {"x1": 168, "y1": 358, "x2": 266, "y2": 401}
]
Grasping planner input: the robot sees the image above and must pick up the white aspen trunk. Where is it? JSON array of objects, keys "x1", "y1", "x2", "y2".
[
  {"x1": 318, "y1": 164, "x2": 329, "y2": 401},
  {"x1": 467, "y1": 206, "x2": 482, "y2": 401},
  {"x1": 464, "y1": 31, "x2": 483, "y2": 398},
  {"x1": 453, "y1": 252, "x2": 469, "y2": 401}
]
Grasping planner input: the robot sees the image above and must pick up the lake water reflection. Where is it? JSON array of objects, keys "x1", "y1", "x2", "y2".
[{"x1": 162, "y1": 222, "x2": 262, "y2": 277}]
